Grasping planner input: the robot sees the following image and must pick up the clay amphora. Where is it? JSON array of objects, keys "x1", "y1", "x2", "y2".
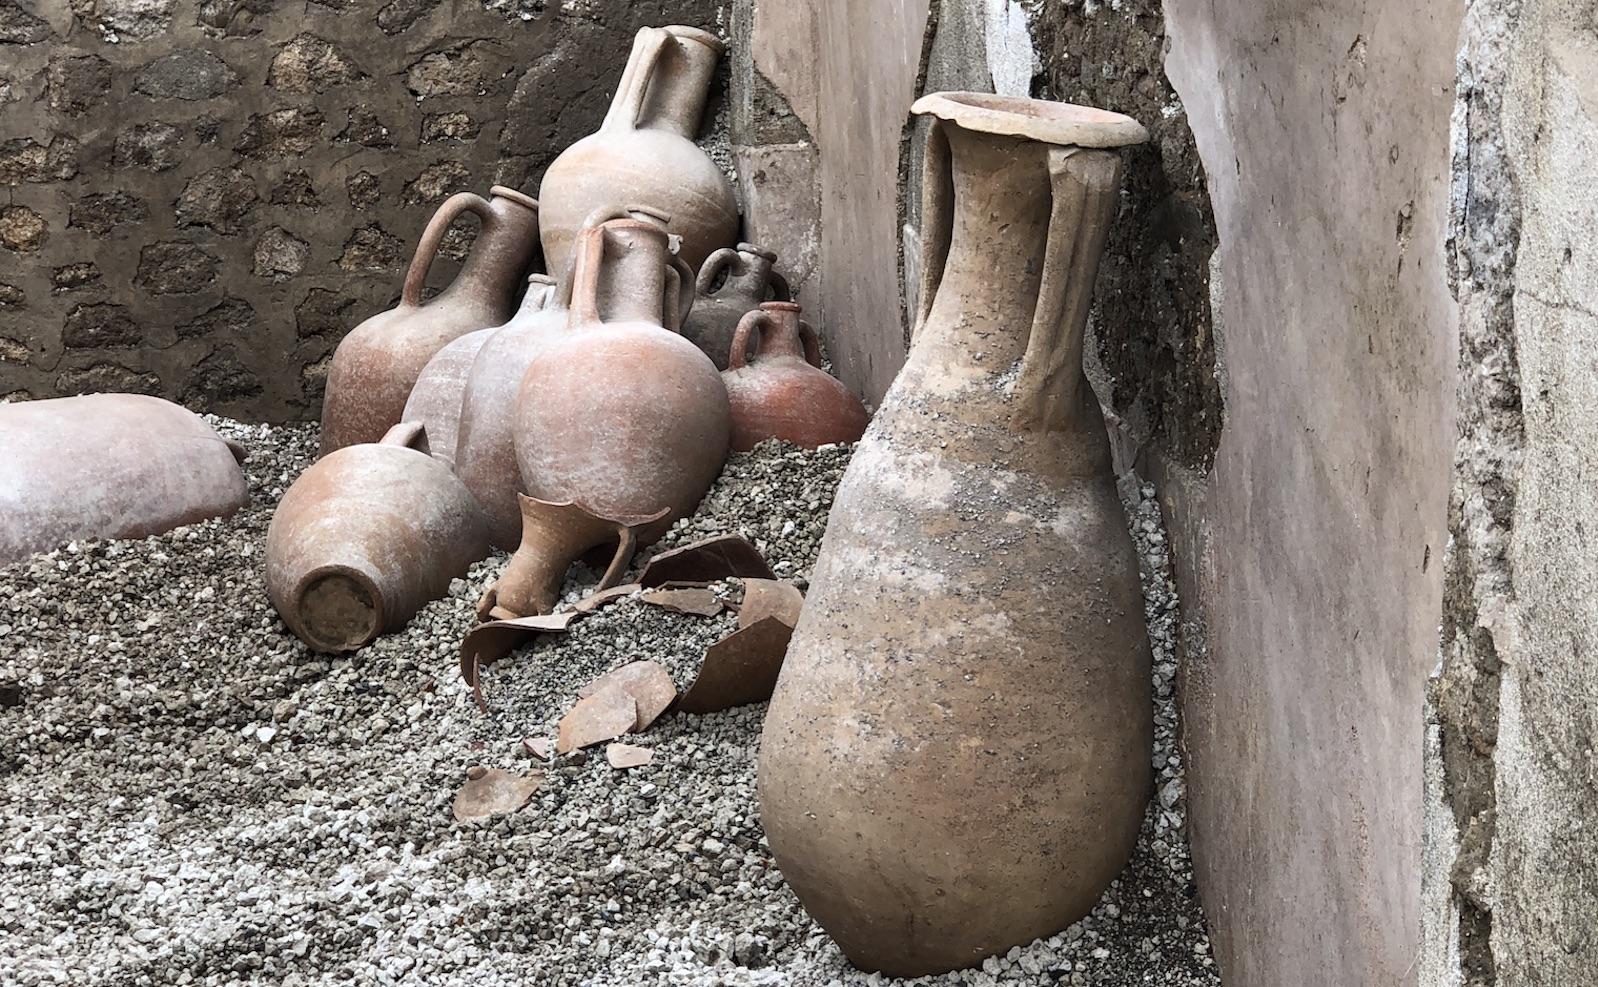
[
  {"x1": 537, "y1": 26, "x2": 738, "y2": 283},
  {"x1": 319, "y1": 187, "x2": 540, "y2": 456},
  {"x1": 401, "y1": 328, "x2": 494, "y2": 470},
  {"x1": 453, "y1": 274, "x2": 565, "y2": 549},
  {"x1": 0, "y1": 394, "x2": 248, "y2": 565},
  {"x1": 476, "y1": 496, "x2": 665, "y2": 621},
  {"x1": 266, "y1": 423, "x2": 491, "y2": 652},
  {"x1": 723, "y1": 302, "x2": 868, "y2": 451},
  {"x1": 682, "y1": 243, "x2": 791, "y2": 370},
  {"x1": 515, "y1": 218, "x2": 729, "y2": 545},
  {"x1": 758, "y1": 92, "x2": 1153, "y2": 977}
]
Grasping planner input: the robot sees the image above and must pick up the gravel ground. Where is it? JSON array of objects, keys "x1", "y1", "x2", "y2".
[{"x1": 0, "y1": 418, "x2": 1219, "y2": 987}]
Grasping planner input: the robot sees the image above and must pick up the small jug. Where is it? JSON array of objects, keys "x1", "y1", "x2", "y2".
[
  {"x1": 723, "y1": 302, "x2": 868, "y2": 451},
  {"x1": 683, "y1": 243, "x2": 790, "y2": 370}
]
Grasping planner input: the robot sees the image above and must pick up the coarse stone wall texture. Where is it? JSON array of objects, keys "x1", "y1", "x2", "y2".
[
  {"x1": 0, "y1": 0, "x2": 723, "y2": 419},
  {"x1": 1423, "y1": 0, "x2": 1598, "y2": 983}
]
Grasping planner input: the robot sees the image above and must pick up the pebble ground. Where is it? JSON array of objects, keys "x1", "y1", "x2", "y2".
[{"x1": 0, "y1": 419, "x2": 1220, "y2": 986}]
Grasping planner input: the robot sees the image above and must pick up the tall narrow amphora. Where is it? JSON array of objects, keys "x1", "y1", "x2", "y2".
[
  {"x1": 537, "y1": 25, "x2": 738, "y2": 283},
  {"x1": 757, "y1": 92, "x2": 1153, "y2": 978},
  {"x1": 319, "y1": 187, "x2": 540, "y2": 456}
]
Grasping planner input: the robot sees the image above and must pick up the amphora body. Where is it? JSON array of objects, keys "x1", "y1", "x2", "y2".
[
  {"x1": 320, "y1": 187, "x2": 539, "y2": 455},
  {"x1": 723, "y1": 302, "x2": 868, "y2": 451},
  {"x1": 683, "y1": 243, "x2": 789, "y2": 370},
  {"x1": 758, "y1": 93, "x2": 1153, "y2": 977},
  {"x1": 0, "y1": 394, "x2": 248, "y2": 564},
  {"x1": 454, "y1": 274, "x2": 565, "y2": 549},
  {"x1": 537, "y1": 26, "x2": 737, "y2": 281},
  {"x1": 402, "y1": 328, "x2": 493, "y2": 469},
  {"x1": 515, "y1": 219, "x2": 729, "y2": 546},
  {"x1": 267, "y1": 423, "x2": 490, "y2": 652}
]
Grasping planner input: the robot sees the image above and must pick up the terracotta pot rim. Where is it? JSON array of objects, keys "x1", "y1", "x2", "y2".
[
  {"x1": 489, "y1": 186, "x2": 540, "y2": 212},
  {"x1": 661, "y1": 24, "x2": 725, "y2": 53},
  {"x1": 527, "y1": 273, "x2": 557, "y2": 285},
  {"x1": 760, "y1": 301, "x2": 802, "y2": 313},
  {"x1": 911, "y1": 91, "x2": 1148, "y2": 149},
  {"x1": 736, "y1": 242, "x2": 779, "y2": 262},
  {"x1": 292, "y1": 564, "x2": 385, "y2": 653}
]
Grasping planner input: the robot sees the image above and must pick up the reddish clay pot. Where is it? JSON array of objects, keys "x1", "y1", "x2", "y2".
[
  {"x1": 759, "y1": 93, "x2": 1152, "y2": 976},
  {"x1": 454, "y1": 274, "x2": 565, "y2": 549},
  {"x1": 267, "y1": 423, "x2": 491, "y2": 652},
  {"x1": 538, "y1": 26, "x2": 737, "y2": 283},
  {"x1": 515, "y1": 219, "x2": 729, "y2": 544},
  {"x1": 402, "y1": 328, "x2": 493, "y2": 470},
  {"x1": 0, "y1": 394, "x2": 248, "y2": 564},
  {"x1": 682, "y1": 243, "x2": 790, "y2": 370},
  {"x1": 476, "y1": 496, "x2": 664, "y2": 620},
  {"x1": 723, "y1": 302, "x2": 869, "y2": 451},
  {"x1": 320, "y1": 187, "x2": 539, "y2": 456}
]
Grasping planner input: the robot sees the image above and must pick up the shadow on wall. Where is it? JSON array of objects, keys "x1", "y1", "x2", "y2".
[{"x1": 0, "y1": 0, "x2": 725, "y2": 421}]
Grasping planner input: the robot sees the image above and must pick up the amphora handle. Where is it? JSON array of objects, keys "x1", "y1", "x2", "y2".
[
  {"x1": 912, "y1": 118, "x2": 954, "y2": 341},
  {"x1": 402, "y1": 192, "x2": 493, "y2": 307},
  {"x1": 570, "y1": 220, "x2": 693, "y2": 330},
  {"x1": 603, "y1": 27, "x2": 670, "y2": 133}
]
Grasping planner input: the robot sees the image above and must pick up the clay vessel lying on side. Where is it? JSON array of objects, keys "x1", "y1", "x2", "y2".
[
  {"x1": 0, "y1": 394, "x2": 248, "y2": 565},
  {"x1": 538, "y1": 25, "x2": 738, "y2": 282},
  {"x1": 454, "y1": 274, "x2": 564, "y2": 550},
  {"x1": 401, "y1": 328, "x2": 494, "y2": 469},
  {"x1": 759, "y1": 92, "x2": 1152, "y2": 977},
  {"x1": 319, "y1": 187, "x2": 539, "y2": 456},
  {"x1": 722, "y1": 302, "x2": 868, "y2": 451},
  {"x1": 682, "y1": 243, "x2": 790, "y2": 370},
  {"x1": 515, "y1": 218, "x2": 729, "y2": 545},
  {"x1": 266, "y1": 423, "x2": 491, "y2": 652}
]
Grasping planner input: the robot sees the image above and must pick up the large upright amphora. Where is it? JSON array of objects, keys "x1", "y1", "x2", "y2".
[
  {"x1": 537, "y1": 26, "x2": 737, "y2": 282},
  {"x1": 515, "y1": 218, "x2": 730, "y2": 546},
  {"x1": 320, "y1": 187, "x2": 539, "y2": 456},
  {"x1": 757, "y1": 92, "x2": 1153, "y2": 977}
]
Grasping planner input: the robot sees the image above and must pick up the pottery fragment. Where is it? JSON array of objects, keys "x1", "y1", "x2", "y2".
[
  {"x1": 638, "y1": 535, "x2": 775, "y2": 587},
  {"x1": 557, "y1": 690, "x2": 638, "y2": 754},
  {"x1": 639, "y1": 587, "x2": 726, "y2": 618},
  {"x1": 606, "y1": 744, "x2": 654, "y2": 770},
  {"x1": 677, "y1": 616, "x2": 794, "y2": 714},
  {"x1": 452, "y1": 766, "x2": 542, "y2": 822},
  {"x1": 576, "y1": 660, "x2": 678, "y2": 731},
  {"x1": 737, "y1": 579, "x2": 804, "y2": 629}
]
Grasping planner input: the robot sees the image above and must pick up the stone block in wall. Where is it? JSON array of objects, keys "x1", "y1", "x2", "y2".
[{"x1": 733, "y1": 143, "x2": 819, "y2": 293}]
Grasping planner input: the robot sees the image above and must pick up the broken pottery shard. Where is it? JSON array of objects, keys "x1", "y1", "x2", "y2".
[
  {"x1": 639, "y1": 586, "x2": 725, "y2": 618},
  {"x1": 460, "y1": 610, "x2": 583, "y2": 712},
  {"x1": 738, "y1": 579, "x2": 804, "y2": 629},
  {"x1": 523, "y1": 736, "x2": 554, "y2": 760},
  {"x1": 572, "y1": 582, "x2": 643, "y2": 613},
  {"x1": 557, "y1": 689, "x2": 638, "y2": 754},
  {"x1": 452, "y1": 765, "x2": 542, "y2": 822},
  {"x1": 638, "y1": 535, "x2": 775, "y2": 587},
  {"x1": 677, "y1": 616, "x2": 795, "y2": 714},
  {"x1": 576, "y1": 660, "x2": 678, "y2": 731},
  {"x1": 606, "y1": 743, "x2": 654, "y2": 769}
]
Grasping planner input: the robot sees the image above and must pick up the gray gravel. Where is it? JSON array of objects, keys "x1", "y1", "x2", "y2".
[{"x1": 0, "y1": 418, "x2": 1219, "y2": 986}]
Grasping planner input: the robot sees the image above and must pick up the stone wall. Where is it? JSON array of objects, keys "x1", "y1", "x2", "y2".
[
  {"x1": 1423, "y1": 0, "x2": 1598, "y2": 982},
  {"x1": 0, "y1": 0, "x2": 722, "y2": 420}
]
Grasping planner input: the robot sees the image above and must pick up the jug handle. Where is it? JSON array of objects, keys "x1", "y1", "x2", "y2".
[
  {"x1": 728, "y1": 309, "x2": 769, "y2": 370},
  {"x1": 768, "y1": 270, "x2": 792, "y2": 303},
  {"x1": 912, "y1": 117, "x2": 954, "y2": 342},
  {"x1": 401, "y1": 192, "x2": 493, "y2": 308},
  {"x1": 560, "y1": 204, "x2": 674, "y2": 307},
  {"x1": 695, "y1": 247, "x2": 741, "y2": 298},
  {"x1": 568, "y1": 224, "x2": 610, "y2": 326},
  {"x1": 798, "y1": 319, "x2": 822, "y2": 368},
  {"x1": 1012, "y1": 146, "x2": 1123, "y2": 431},
  {"x1": 380, "y1": 421, "x2": 431, "y2": 454},
  {"x1": 664, "y1": 251, "x2": 696, "y2": 332},
  {"x1": 602, "y1": 27, "x2": 670, "y2": 133}
]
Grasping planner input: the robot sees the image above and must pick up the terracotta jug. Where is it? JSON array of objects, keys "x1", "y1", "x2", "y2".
[
  {"x1": 0, "y1": 394, "x2": 248, "y2": 564},
  {"x1": 267, "y1": 423, "x2": 491, "y2": 652},
  {"x1": 319, "y1": 186, "x2": 540, "y2": 456},
  {"x1": 537, "y1": 26, "x2": 738, "y2": 283},
  {"x1": 515, "y1": 218, "x2": 729, "y2": 545},
  {"x1": 757, "y1": 93, "x2": 1152, "y2": 977},
  {"x1": 682, "y1": 243, "x2": 790, "y2": 370},
  {"x1": 722, "y1": 302, "x2": 869, "y2": 451},
  {"x1": 401, "y1": 327, "x2": 493, "y2": 470},
  {"x1": 453, "y1": 273, "x2": 564, "y2": 549}
]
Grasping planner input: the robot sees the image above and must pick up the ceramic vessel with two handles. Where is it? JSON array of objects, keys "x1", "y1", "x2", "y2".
[{"x1": 758, "y1": 92, "x2": 1154, "y2": 977}]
